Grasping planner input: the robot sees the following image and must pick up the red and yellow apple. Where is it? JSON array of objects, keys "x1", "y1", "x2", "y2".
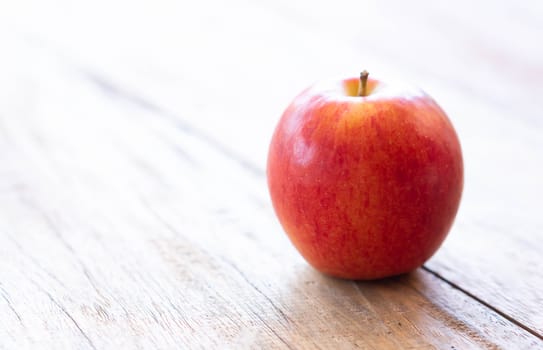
[{"x1": 267, "y1": 72, "x2": 463, "y2": 280}]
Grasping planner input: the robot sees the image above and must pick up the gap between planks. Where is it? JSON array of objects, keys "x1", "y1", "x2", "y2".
[{"x1": 421, "y1": 266, "x2": 543, "y2": 342}]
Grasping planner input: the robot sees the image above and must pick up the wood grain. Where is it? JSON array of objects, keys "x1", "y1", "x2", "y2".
[
  {"x1": 6, "y1": 0, "x2": 541, "y2": 337},
  {"x1": 0, "y1": 36, "x2": 540, "y2": 349},
  {"x1": 1, "y1": 0, "x2": 543, "y2": 347}
]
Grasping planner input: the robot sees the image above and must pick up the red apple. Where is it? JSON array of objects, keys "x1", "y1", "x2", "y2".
[{"x1": 267, "y1": 72, "x2": 463, "y2": 280}]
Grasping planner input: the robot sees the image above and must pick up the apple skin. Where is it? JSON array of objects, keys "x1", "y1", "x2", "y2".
[{"x1": 267, "y1": 76, "x2": 463, "y2": 280}]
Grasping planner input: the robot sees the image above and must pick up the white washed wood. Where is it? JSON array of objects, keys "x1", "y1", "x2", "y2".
[
  {"x1": 5, "y1": 0, "x2": 541, "y2": 335},
  {"x1": 0, "y1": 38, "x2": 541, "y2": 348}
]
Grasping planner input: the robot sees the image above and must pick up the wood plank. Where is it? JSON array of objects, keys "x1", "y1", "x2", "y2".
[
  {"x1": 5, "y1": 0, "x2": 541, "y2": 336},
  {"x1": 0, "y1": 37, "x2": 541, "y2": 348}
]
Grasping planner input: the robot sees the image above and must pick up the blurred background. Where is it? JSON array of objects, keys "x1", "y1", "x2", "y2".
[
  {"x1": 2, "y1": 2, "x2": 543, "y2": 242},
  {"x1": 3, "y1": 0, "x2": 542, "y2": 234},
  {"x1": 2, "y1": 0, "x2": 542, "y2": 167}
]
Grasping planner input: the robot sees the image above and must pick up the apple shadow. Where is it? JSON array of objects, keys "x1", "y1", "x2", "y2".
[{"x1": 282, "y1": 264, "x2": 491, "y2": 346}]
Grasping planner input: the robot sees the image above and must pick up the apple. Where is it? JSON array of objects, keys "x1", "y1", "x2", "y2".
[{"x1": 267, "y1": 72, "x2": 463, "y2": 280}]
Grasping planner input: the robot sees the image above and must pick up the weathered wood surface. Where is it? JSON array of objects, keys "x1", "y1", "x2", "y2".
[{"x1": 1, "y1": 0, "x2": 543, "y2": 348}]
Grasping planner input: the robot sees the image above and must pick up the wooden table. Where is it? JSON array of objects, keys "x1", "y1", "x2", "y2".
[{"x1": 1, "y1": 1, "x2": 542, "y2": 348}]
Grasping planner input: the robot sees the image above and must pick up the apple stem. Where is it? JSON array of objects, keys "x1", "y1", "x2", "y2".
[{"x1": 358, "y1": 70, "x2": 369, "y2": 97}]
